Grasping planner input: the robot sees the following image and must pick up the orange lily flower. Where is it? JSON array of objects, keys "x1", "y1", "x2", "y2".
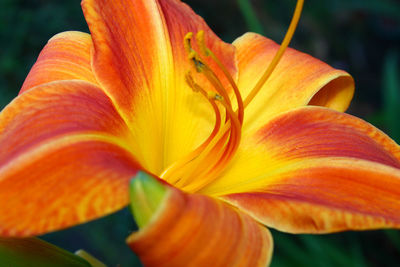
[{"x1": 1, "y1": 0, "x2": 400, "y2": 265}]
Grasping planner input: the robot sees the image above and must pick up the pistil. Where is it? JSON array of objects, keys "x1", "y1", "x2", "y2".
[{"x1": 243, "y1": 0, "x2": 304, "y2": 107}]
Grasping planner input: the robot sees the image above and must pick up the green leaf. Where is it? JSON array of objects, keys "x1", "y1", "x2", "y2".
[{"x1": 0, "y1": 237, "x2": 91, "y2": 267}]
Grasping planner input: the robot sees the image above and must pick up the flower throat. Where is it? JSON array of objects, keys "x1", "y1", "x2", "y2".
[{"x1": 161, "y1": 0, "x2": 304, "y2": 192}]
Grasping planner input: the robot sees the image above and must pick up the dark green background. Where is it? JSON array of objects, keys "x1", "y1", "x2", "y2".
[{"x1": 1, "y1": 0, "x2": 399, "y2": 266}]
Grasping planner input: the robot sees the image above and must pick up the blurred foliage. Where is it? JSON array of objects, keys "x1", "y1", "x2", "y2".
[
  {"x1": 0, "y1": 0, "x2": 399, "y2": 266},
  {"x1": 0, "y1": 0, "x2": 87, "y2": 107},
  {"x1": 0, "y1": 237, "x2": 91, "y2": 267},
  {"x1": 370, "y1": 50, "x2": 400, "y2": 141},
  {"x1": 41, "y1": 208, "x2": 142, "y2": 266}
]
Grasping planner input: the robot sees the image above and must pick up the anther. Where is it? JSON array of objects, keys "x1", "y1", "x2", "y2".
[
  {"x1": 167, "y1": 0, "x2": 304, "y2": 192},
  {"x1": 173, "y1": 29, "x2": 247, "y2": 191},
  {"x1": 193, "y1": 58, "x2": 205, "y2": 72},
  {"x1": 184, "y1": 32, "x2": 194, "y2": 53},
  {"x1": 193, "y1": 31, "x2": 245, "y2": 124},
  {"x1": 185, "y1": 34, "x2": 206, "y2": 72},
  {"x1": 207, "y1": 92, "x2": 223, "y2": 101},
  {"x1": 196, "y1": 30, "x2": 210, "y2": 56}
]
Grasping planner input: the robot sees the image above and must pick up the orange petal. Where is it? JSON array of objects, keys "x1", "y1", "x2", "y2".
[
  {"x1": 0, "y1": 81, "x2": 140, "y2": 236},
  {"x1": 200, "y1": 107, "x2": 400, "y2": 233},
  {"x1": 234, "y1": 33, "x2": 354, "y2": 134},
  {"x1": 82, "y1": 0, "x2": 236, "y2": 118},
  {"x1": 127, "y1": 183, "x2": 272, "y2": 267},
  {"x1": 81, "y1": 0, "x2": 236, "y2": 174},
  {"x1": 20, "y1": 31, "x2": 97, "y2": 94},
  {"x1": 1, "y1": 81, "x2": 133, "y2": 165},
  {"x1": 222, "y1": 159, "x2": 400, "y2": 233}
]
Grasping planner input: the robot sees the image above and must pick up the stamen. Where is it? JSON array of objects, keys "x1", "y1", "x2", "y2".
[
  {"x1": 196, "y1": 31, "x2": 245, "y2": 124},
  {"x1": 195, "y1": 30, "x2": 210, "y2": 57},
  {"x1": 167, "y1": 0, "x2": 303, "y2": 192},
  {"x1": 161, "y1": 72, "x2": 222, "y2": 184},
  {"x1": 181, "y1": 103, "x2": 241, "y2": 191},
  {"x1": 166, "y1": 31, "x2": 245, "y2": 191},
  {"x1": 243, "y1": 0, "x2": 304, "y2": 107},
  {"x1": 176, "y1": 94, "x2": 241, "y2": 190},
  {"x1": 185, "y1": 33, "x2": 233, "y2": 109},
  {"x1": 171, "y1": 92, "x2": 230, "y2": 187},
  {"x1": 183, "y1": 32, "x2": 194, "y2": 55}
]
